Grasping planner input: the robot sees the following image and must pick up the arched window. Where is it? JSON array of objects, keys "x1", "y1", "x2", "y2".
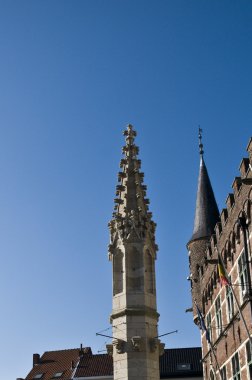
[{"x1": 113, "y1": 250, "x2": 123, "y2": 295}]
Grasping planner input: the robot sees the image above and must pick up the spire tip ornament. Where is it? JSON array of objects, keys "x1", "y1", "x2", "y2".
[{"x1": 198, "y1": 127, "x2": 204, "y2": 157}]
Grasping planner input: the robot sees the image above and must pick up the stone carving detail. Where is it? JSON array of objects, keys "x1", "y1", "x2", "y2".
[
  {"x1": 149, "y1": 338, "x2": 165, "y2": 355},
  {"x1": 106, "y1": 344, "x2": 113, "y2": 356},
  {"x1": 131, "y1": 336, "x2": 143, "y2": 351},
  {"x1": 108, "y1": 211, "x2": 157, "y2": 247},
  {"x1": 159, "y1": 342, "x2": 165, "y2": 356},
  {"x1": 108, "y1": 124, "x2": 159, "y2": 258},
  {"x1": 113, "y1": 339, "x2": 125, "y2": 354},
  {"x1": 149, "y1": 338, "x2": 159, "y2": 353}
]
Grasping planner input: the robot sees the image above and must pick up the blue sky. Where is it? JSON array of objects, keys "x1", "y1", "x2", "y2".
[{"x1": 0, "y1": 1, "x2": 252, "y2": 379}]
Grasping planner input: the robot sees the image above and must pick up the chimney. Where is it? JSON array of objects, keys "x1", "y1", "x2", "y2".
[
  {"x1": 79, "y1": 343, "x2": 84, "y2": 358},
  {"x1": 33, "y1": 353, "x2": 40, "y2": 367}
]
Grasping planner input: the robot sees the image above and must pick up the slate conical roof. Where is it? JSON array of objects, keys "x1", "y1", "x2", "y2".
[{"x1": 190, "y1": 155, "x2": 219, "y2": 242}]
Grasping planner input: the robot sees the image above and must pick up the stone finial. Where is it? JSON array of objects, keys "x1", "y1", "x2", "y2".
[{"x1": 123, "y1": 124, "x2": 137, "y2": 140}]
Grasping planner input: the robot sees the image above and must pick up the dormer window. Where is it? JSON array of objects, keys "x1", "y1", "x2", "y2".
[
  {"x1": 33, "y1": 374, "x2": 44, "y2": 380},
  {"x1": 52, "y1": 372, "x2": 63, "y2": 379},
  {"x1": 177, "y1": 363, "x2": 191, "y2": 371}
]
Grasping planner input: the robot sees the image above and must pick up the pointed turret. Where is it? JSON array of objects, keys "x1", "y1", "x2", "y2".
[
  {"x1": 190, "y1": 129, "x2": 219, "y2": 242},
  {"x1": 190, "y1": 155, "x2": 219, "y2": 242},
  {"x1": 187, "y1": 129, "x2": 220, "y2": 322}
]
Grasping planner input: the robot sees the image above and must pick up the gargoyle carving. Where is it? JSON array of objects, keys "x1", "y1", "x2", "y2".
[
  {"x1": 149, "y1": 338, "x2": 159, "y2": 352},
  {"x1": 131, "y1": 336, "x2": 143, "y2": 351},
  {"x1": 113, "y1": 339, "x2": 125, "y2": 354},
  {"x1": 106, "y1": 344, "x2": 113, "y2": 356}
]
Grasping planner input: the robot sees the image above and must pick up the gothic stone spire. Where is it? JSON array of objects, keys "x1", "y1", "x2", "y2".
[
  {"x1": 108, "y1": 125, "x2": 162, "y2": 380},
  {"x1": 108, "y1": 124, "x2": 157, "y2": 254}
]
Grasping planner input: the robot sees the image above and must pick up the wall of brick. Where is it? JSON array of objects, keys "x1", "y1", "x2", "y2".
[{"x1": 188, "y1": 138, "x2": 252, "y2": 379}]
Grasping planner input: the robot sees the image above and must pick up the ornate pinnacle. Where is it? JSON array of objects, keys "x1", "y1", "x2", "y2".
[
  {"x1": 113, "y1": 124, "x2": 148, "y2": 216},
  {"x1": 109, "y1": 125, "x2": 158, "y2": 251},
  {"x1": 123, "y1": 124, "x2": 137, "y2": 142}
]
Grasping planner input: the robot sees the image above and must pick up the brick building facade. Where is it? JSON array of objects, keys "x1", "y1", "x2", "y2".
[{"x1": 188, "y1": 135, "x2": 252, "y2": 379}]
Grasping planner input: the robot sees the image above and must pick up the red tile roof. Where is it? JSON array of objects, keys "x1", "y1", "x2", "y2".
[
  {"x1": 75, "y1": 353, "x2": 113, "y2": 378},
  {"x1": 25, "y1": 348, "x2": 91, "y2": 380},
  {"x1": 23, "y1": 346, "x2": 202, "y2": 379}
]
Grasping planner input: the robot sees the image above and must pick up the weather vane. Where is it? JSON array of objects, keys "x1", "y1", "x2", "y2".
[{"x1": 198, "y1": 126, "x2": 204, "y2": 157}]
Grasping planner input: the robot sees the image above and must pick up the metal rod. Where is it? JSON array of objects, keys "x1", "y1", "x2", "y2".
[
  {"x1": 154, "y1": 330, "x2": 178, "y2": 338},
  {"x1": 96, "y1": 333, "x2": 114, "y2": 339}
]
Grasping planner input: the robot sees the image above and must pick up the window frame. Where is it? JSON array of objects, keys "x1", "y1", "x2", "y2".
[
  {"x1": 246, "y1": 341, "x2": 252, "y2": 379},
  {"x1": 220, "y1": 365, "x2": 227, "y2": 380},
  {"x1": 215, "y1": 295, "x2": 222, "y2": 337},
  {"x1": 238, "y1": 249, "x2": 249, "y2": 301},
  {"x1": 206, "y1": 311, "x2": 212, "y2": 343},
  {"x1": 226, "y1": 277, "x2": 234, "y2": 322},
  {"x1": 232, "y1": 352, "x2": 241, "y2": 380},
  {"x1": 51, "y1": 372, "x2": 64, "y2": 379}
]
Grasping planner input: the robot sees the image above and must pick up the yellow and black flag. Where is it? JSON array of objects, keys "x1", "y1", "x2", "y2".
[{"x1": 218, "y1": 258, "x2": 229, "y2": 287}]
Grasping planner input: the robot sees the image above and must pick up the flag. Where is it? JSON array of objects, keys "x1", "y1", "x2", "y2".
[
  {"x1": 218, "y1": 260, "x2": 229, "y2": 287},
  {"x1": 194, "y1": 301, "x2": 210, "y2": 343}
]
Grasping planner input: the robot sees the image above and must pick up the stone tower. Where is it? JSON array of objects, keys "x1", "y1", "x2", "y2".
[
  {"x1": 108, "y1": 125, "x2": 163, "y2": 380},
  {"x1": 187, "y1": 130, "x2": 219, "y2": 322}
]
